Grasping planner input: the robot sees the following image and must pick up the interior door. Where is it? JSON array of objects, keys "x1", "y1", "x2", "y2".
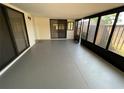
[
  {"x1": 58, "y1": 20, "x2": 67, "y2": 38},
  {"x1": 50, "y1": 19, "x2": 67, "y2": 39},
  {"x1": 50, "y1": 19, "x2": 58, "y2": 38}
]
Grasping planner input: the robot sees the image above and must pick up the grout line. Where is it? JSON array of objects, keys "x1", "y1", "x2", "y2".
[
  {"x1": 72, "y1": 59, "x2": 91, "y2": 88},
  {"x1": 68, "y1": 44, "x2": 90, "y2": 88}
]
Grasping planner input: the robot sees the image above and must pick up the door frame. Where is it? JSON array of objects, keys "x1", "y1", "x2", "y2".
[{"x1": 50, "y1": 19, "x2": 67, "y2": 39}]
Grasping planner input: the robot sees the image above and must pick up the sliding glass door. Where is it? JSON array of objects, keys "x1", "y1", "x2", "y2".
[
  {"x1": 0, "y1": 7, "x2": 16, "y2": 69},
  {"x1": 6, "y1": 8, "x2": 29, "y2": 53},
  {"x1": 0, "y1": 4, "x2": 30, "y2": 70}
]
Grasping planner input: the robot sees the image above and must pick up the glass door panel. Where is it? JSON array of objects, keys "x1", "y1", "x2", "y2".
[
  {"x1": 0, "y1": 7, "x2": 16, "y2": 69},
  {"x1": 6, "y1": 8, "x2": 29, "y2": 53}
]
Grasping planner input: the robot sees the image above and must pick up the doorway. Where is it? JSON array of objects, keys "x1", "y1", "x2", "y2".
[{"x1": 50, "y1": 19, "x2": 67, "y2": 39}]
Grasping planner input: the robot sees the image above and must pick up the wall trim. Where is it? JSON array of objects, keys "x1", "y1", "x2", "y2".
[{"x1": 0, "y1": 46, "x2": 32, "y2": 76}]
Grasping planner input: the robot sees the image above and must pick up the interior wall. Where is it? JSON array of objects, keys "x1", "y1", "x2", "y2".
[
  {"x1": 24, "y1": 14, "x2": 36, "y2": 46},
  {"x1": 33, "y1": 16, "x2": 51, "y2": 40},
  {"x1": 3, "y1": 3, "x2": 36, "y2": 47},
  {"x1": 67, "y1": 30, "x2": 74, "y2": 39},
  {"x1": 33, "y1": 17, "x2": 74, "y2": 40}
]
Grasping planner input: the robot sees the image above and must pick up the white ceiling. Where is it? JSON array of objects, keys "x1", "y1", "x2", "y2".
[{"x1": 11, "y1": 3, "x2": 124, "y2": 19}]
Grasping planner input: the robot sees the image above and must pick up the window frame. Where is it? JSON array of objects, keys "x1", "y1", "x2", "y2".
[
  {"x1": 108, "y1": 12, "x2": 124, "y2": 57},
  {"x1": 95, "y1": 13, "x2": 117, "y2": 49},
  {"x1": 78, "y1": 5, "x2": 124, "y2": 58}
]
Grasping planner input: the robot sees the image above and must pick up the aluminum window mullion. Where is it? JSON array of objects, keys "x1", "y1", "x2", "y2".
[
  {"x1": 86, "y1": 18, "x2": 90, "y2": 40},
  {"x1": 106, "y1": 12, "x2": 119, "y2": 50},
  {"x1": 93, "y1": 16, "x2": 101, "y2": 44}
]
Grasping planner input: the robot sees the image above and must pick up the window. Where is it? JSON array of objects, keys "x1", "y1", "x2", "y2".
[
  {"x1": 109, "y1": 12, "x2": 124, "y2": 57},
  {"x1": 95, "y1": 13, "x2": 116, "y2": 48},
  {"x1": 74, "y1": 21, "x2": 78, "y2": 33},
  {"x1": 67, "y1": 21, "x2": 74, "y2": 30},
  {"x1": 87, "y1": 17, "x2": 98, "y2": 42},
  {"x1": 53, "y1": 24, "x2": 58, "y2": 30},
  {"x1": 77, "y1": 20, "x2": 82, "y2": 35},
  {"x1": 59, "y1": 24, "x2": 65, "y2": 30},
  {"x1": 81, "y1": 19, "x2": 89, "y2": 39}
]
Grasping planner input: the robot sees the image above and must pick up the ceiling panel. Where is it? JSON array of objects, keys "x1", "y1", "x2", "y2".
[{"x1": 11, "y1": 3, "x2": 124, "y2": 19}]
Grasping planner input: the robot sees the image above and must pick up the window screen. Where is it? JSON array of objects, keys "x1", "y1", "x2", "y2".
[
  {"x1": 87, "y1": 17, "x2": 98, "y2": 42},
  {"x1": 109, "y1": 12, "x2": 124, "y2": 57},
  {"x1": 95, "y1": 13, "x2": 116, "y2": 48}
]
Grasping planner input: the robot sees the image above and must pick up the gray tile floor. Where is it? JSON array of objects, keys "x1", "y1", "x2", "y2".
[{"x1": 0, "y1": 40, "x2": 124, "y2": 89}]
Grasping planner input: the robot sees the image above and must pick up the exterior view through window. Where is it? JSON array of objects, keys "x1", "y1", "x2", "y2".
[
  {"x1": 80, "y1": 6, "x2": 124, "y2": 72},
  {"x1": 81, "y1": 19, "x2": 89, "y2": 39},
  {"x1": 67, "y1": 21, "x2": 74, "y2": 30},
  {"x1": 109, "y1": 12, "x2": 124, "y2": 57},
  {"x1": 95, "y1": 13, "x2": 116, "y2": 48},
  {"x1": 87, "y1": 17, "x2": 98, "y2": 43},
  {"x1": 77, "y1": 20, "x2": 82, "y2": 36}
]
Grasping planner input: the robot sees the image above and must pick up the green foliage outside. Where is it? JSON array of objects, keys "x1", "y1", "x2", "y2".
[{"x1": 91, "y1": 13, "x2": 122, "y2": 24}]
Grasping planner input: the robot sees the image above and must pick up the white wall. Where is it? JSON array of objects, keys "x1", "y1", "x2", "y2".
[
  {"x1": 33, "y1": 17, "x2": 74, "y2": 40},
  {"x1": 67, "y1": 30, "x2": 74, "y2": 39},
  {"x1": 25, "y1": 14, "x2": 36, "y2": 46},
  {"x1": 33, "y1": 16, "x2": 51, "y2": 40}
]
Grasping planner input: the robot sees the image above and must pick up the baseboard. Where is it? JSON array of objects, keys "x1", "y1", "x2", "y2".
[
  {"x1": 36, "y1": 38, "x2": 73, "y2": 41},
  {"x1": 0, "y1": 46, "x2": 32, "y2": 76}
]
